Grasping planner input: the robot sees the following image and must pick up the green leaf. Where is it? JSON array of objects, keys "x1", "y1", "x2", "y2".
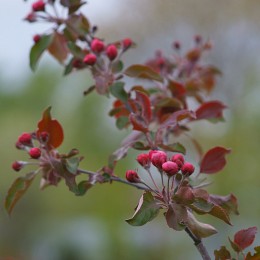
[
  {"x1": 77, "y1": 180, "x2": 92, "y2": 196},
  {"x1": 116, "y1": 116, "x2": 129, "y2": 129},
  {"x1": 66, "y1": 14, "x2": 90, "y2": 37},
  {"x1": 111, "y1": 60, "x2": 124, "y2": 73},
  {"x1": 110, "y1": 82, "x2": 128, "y2": 103},
  {"x1": 5, "y1": 172, "x2": 36, "y2": 215},
  {"x1": 124, "y1": 64, "x2": 164, "y2": 82},
  {"x1": 65, "y1": 157, "x2": 81, "y2": 174},
  {"x1": 64, "y1": 58, "x2": 74, "y2": 76},
  {"x1": 187, "y1": 211, "x2": 218, "y2": 238},
  {"x1": 126, "y1": 191, "x2": 160, "y2": 226},
  {"x1": 30, "y1": 34, "x2": 54, "y2": 71},
  {"x1": 158, "y1": 143, "x2": 186, "y2": 154},
  {"x1": 132, "y1": 141, "x2": 150, "y2": 150},
  {"x1": 190, "y1": 198, "x2": 214, "y2": 214},
  {"x1": 67, "y1": 41, "x2": 85, "y2": 58}
]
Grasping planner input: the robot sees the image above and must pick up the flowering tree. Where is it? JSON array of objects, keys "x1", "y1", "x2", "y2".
[{"x1": 5, "y1": 1, "x2": 260, "y2": 259}]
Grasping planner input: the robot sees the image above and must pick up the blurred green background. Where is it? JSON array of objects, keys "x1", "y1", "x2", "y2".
[{"x1": 1, "y1": 0, "x2": 260, "y2": 259}]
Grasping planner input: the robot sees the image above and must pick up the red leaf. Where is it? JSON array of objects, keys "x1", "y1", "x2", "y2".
[
  {"x1": 160, "y1": 109, "x2": 196, "y2": 130},
  {"x1": 234, "y1": 227, "x2": 257, "y2": 251},
  {"x1": 37, "y1": 107, "x2": 64, "y2": 149},
  {"x1": 168, "y1": 80, "x2": 186, "y2": 98},
  {"x1": 200, "y1": 146, "x2": 231, "y2": 174},
  {"x1": 135, "y1": 90, "x2": 152, "y2": 123},
  {"x1": 129, "y1": 113, "x2": 148, "y2": 132},
  {"x1": 196, "y1": 100, "x2": 227, "y2": 121}
]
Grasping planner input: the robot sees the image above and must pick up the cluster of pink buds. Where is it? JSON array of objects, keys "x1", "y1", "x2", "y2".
[
  {"x1": 126, "y1": 150, "x2": 195, "y2": 183},
  {"x1": 12, "y1": 131, "x2": 49, "y2": 172},
  {"x1": 82, "y1": 38, "x2": 132, "y2": 67}
]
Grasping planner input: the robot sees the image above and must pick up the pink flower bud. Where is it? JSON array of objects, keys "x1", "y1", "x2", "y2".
[
  {"x1": 83, "y1": 53, "x2": 97, "y2": 65},
  {"x1": 181, "y1": 162, "x2": 195, "y2": 176},
  {"x1": 32, "y1": 0, "x2": 45, "y2": 12},
  {"x1": 18, "y1": 132, "x2": 32, "y2": 146},
  {"x1": 162, "y1": 161, "x2": 179, "y2": 176},
  {"x1": 171, "y1": 154, "x2": 185, "y2": 169},
  {"x1": 172, "y1": 154, "x2": 185, "y2": 163},
  {"x1": 122, "y1": 38, "x2": 132, "y2": 49},
  {"x1": 29, "y1": 147, "x2": 41, "y2": 159},
  {"x1": 150, "y1": 150, "x2": 167, "y2": 169},
  {"x1": 33, "y1": 34, "x2": 41, "y2": 43},
  {"x1": 91, "y1": 39, "x2": 105, "y2": 53},
  {"x1": 136, "y1": 153, "x2": 150, "y2": 168},
  {"x1": 106, "y1": 45, "x2": 118, "y2": 61},
  {"x1": 126, "y1": 170, "x2": 140, "y2": 183},
  {"x1": 12, "y1": 161, "x2": 25, "y2": 172}
]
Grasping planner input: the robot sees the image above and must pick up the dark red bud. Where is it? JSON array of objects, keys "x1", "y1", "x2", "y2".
[
  {"x1": 39, "y1": 131, "x2": 49, "y2": 142},
  {"x1": 33, "y1": 34, "x2": 41, "y2": 43},
  {"x1": 172, "y1": 154, "x2": 185, "y2": 163},
  {"x1": 32, "y1": 0, "x2": 45, "y2": 12},
  {"x1": 83, "y1": 53, "x2": 97, "y2": 65},
  {"x1": 173, "y1": 41, "x2": 181, "y2": 50},
  {"x1": 194, "y1": 34, "x2": 202, "y2": 44},
  {"x1": 181, "y1": 162, "x2": 195, "y2": 176},
  {"x1": 106, "y1": 45, "x2": 118, "y2": 61},
  {"x1": 24, "y1": 12, "x2": 37, "y2": 23},
  {"x1": 150, "y1": 150, "x2": 167, "y2": 169},
  {"x1": 91, "y1": 39, "x2": 105, "y2": 53},
  {"x1": 29, "y1": 147, "x2": 41, "y2": 159},
  {"x1": 126, "y1": 170, "x2": 140, "y2": 183},
  {"x1": 12, "y1": 161, "x2": 25, "y2": 172},
  {"x1": 18, "y1": 132, "x2": 32, "y2": 146},
  {"x1": 122, "y1": 38, "x2": 132, "y2": 50},
  {"x1": 136, "y1": 153, "x2": 150, "y2": 168}
]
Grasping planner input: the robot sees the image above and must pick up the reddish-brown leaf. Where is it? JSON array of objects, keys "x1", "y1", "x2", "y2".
[
  {"x1": 159, "y1": 109, "x2": 196, "y2": 130},
  {"x1": 168, "y1": 80, "x2": 186, "y2": 99},
  {"x1": 214, "y1": 246, "x2": 232, "y2": 260},
  {"x1": 48, "y1": 32, "x2": 68, "y2": 63},
  {"x1": 234, "y1": 227, "x2": 257, "y2": 251},
  {"x1": 135, "y1": 90, "x2": 152, "y2": 123},
  {"x1": 37, "y1": 107, "x2": 64, "y2": 149},
  {"x1": 124, "y1": 64, "x2": 163, "y2": 82},
  {"x1": 173, "y1": 186, "x2": 195, "y2": 205},
  {"x1": 200, "y1": 146, "x2": 231, "y2": 174},
  {"x1": 196, "y1": 100, "x2": 227, "y2": 121},
  {"x1": 209, "y1": 204, "x2": 231, "y2": 225},
  {"x1": 129, "y1": 113, "x2": 149, "y2": 132},
  {"x1": 246, "y1": 246, "x2": 260, "y2": 260},
  {"x1": 210, "y1": 193, "x2": 239, "y2": 215}
]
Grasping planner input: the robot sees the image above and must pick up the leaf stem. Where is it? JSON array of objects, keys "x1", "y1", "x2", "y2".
[{"x1": 184, "y1": 227, "x2": 211, "y2": 260}]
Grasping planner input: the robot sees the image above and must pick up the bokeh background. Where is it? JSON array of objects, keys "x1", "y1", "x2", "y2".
[{"x1": 1, "y1": 0, "x2": 260, "y2": 259}]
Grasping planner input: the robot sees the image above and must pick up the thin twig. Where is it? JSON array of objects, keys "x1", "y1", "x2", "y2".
[
  {"x1": 185, "y1": 227, "x2": 211, "y2": 260},
  {"x1": 77, "y1": 168, "x2": 149, "y2": 191}
]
